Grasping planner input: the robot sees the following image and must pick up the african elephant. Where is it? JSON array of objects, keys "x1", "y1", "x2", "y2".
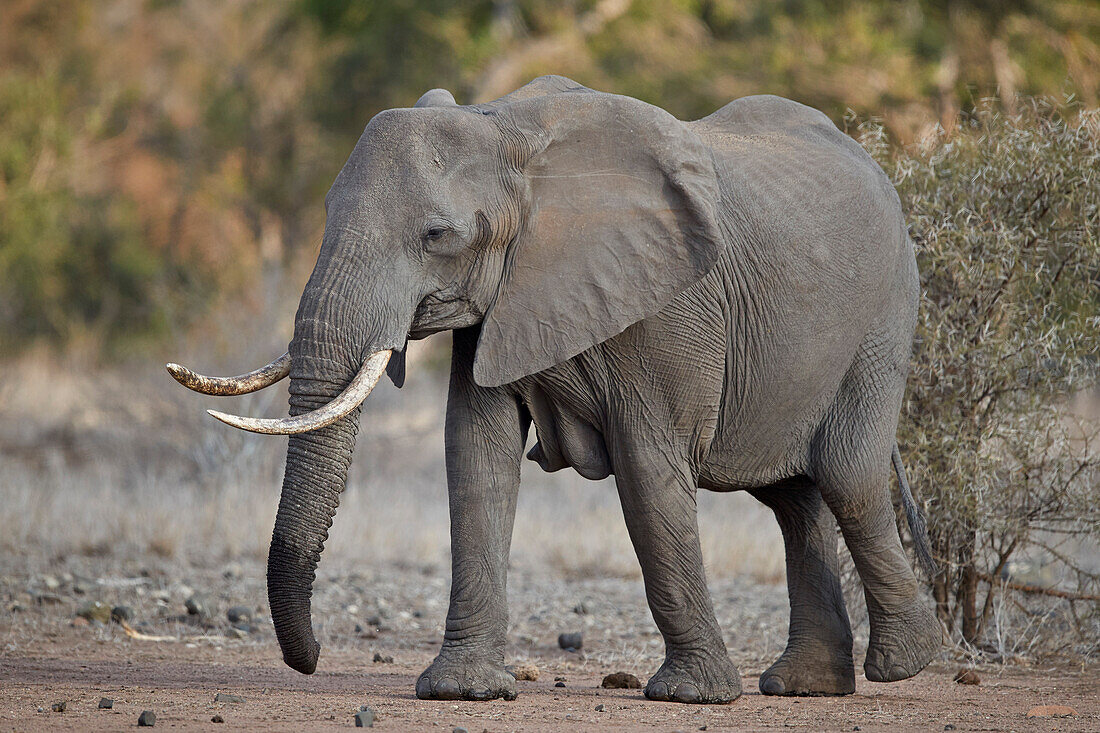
[{"x1": 168, "y1": 76, "x2": 940, "y2": 704}]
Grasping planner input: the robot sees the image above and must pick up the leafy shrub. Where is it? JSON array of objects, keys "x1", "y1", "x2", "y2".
[{"x1": 858, "y1": 100, "x2": 1100, "y2": 655}]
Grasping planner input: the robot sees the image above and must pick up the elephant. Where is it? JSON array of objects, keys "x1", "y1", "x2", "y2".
[{"x1": 168, "y1": 75, "x2": 940, "y2": 704}]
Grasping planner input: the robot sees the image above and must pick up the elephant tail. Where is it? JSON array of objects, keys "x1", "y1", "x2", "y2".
[{"x1": 892, "y1": 443, "x2": 937, "y2": 577}]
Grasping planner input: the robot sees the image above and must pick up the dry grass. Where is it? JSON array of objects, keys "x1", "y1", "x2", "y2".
[{"x1": 0, "y1": 337, "x2": 785, "y2": 586}]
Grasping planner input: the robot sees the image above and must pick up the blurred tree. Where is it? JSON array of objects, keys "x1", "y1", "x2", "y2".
[{"x1": 1, "y1": 0, "x2": 1098, "y2": 355}]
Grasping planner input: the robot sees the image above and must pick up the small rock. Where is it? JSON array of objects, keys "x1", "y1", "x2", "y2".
[
  {"x1": 557, "y1": 632, "x2": 583, "y2": 650},
  {"x1": 372, "y1": 652, "x2": 394, "y2": 664},
  {"x1": 555, "y1": 681, "x2": 566, "y2": 687},
  {"x1": 944, "y1": 725, "x2": 956, "y2": 731},
  {"x1": 98, "y1": 698, "x2": 114, "y2": 709},
  {"x1": 226, "y1": 606, "x2": 252, "y2": 625},
  {"x1": 51, "y1": 701, "x2": 67, "y2": 713},
  {"x1": 42, "y1": 575, "x2": 60, "y2": 590},
  {"x1": 601, "y1": 672, "x2": 642, "y2": 689},
  {"x1": 111, "y1": 605, "x2": 134, "y2": 623},
  {"x1": 211, "y1": 714, "x2": 224, "y2": 723},
  {"x1": 700, "y1": 726, "x2": 708, "y2": 731},
  {"x1": 1025, "y1": 705, "x2": 1077, "y2": 718},
  {"x1": 594, "y1": 704, "x2": 605, "y2": 712},
  {"x1": 214, "y1": 693, "x2": 245, "y2": 703},
  {"x1": 76, "y1": 600, "x2": 111, "y2": 624},
  {"x1": 227, "y1": 626, "x2": 249, "y2": 639},
  {"x1": 453, "y1": 728, "x2": 468, "y2": 733},
  {"x1": 138, "y1": 710, "x2": 156, "y2": 726},
  {"x1": 573, "y1": 602, "x2": 588, "y2": 615},
  {"x1": 185, "y1": 594, "x2": 210, "y2": 618},
  {"x1": 354, "y1": 708, "x2": 375, "y2": 727},
  {"x1": 506, "y1": 663, "x2": 539, "y2": 681},
  {"x1": 953, "y1": 668, "x2": 980, "y2": 685}
]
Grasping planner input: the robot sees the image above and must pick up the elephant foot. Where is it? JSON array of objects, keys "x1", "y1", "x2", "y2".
[
  {"x1": 416, "y1": 655, "x2": 517, "y2": 701},
  {"x1": 644, "y1": 650, "x2": 742, "y2": 704},
  {"x1": 864, "y1": 602, "x2": 940, "y2": 682},
  {"x1": 759, "y1": 645, "x2": 855, "y2": 697}
]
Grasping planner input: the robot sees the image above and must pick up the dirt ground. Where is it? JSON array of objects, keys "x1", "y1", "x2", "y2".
[
  {"x1": 2, "y1": 559, "x2": 1097, "y2": 732},
  {"x1": 2, "y1": 645, "x2": 1097, "y2": 733}
]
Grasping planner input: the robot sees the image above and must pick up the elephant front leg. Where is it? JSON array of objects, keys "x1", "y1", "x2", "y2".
[
  {"x1": 417, "y1": 328, "x2": 527, "y2": 702},
  {"x1": 615, "y1": 451, "x2": 742, "y2": 704},
  {"x1": 750, "y1": 483, "x2": 855, "y2": 696}
]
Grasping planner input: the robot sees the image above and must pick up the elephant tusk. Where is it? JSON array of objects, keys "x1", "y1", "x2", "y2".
[
  {"x1": 166, "y1": 352, "x2": 292, "y2": 396},
  {"x1": 206, "y1": 350, "x2": 392, "y2": 435}
]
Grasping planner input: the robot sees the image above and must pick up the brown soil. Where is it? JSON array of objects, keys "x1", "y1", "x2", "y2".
[
  {"x1": 3, "y1": 628, "x2": 1098, "y2": 732},
  {"x1": 3, "y1": 557, "x2": 1097, "y2": 732}
]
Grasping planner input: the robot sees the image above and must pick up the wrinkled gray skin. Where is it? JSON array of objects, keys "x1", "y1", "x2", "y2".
[{"x1": 269, "y1": 76, "x2": 940, "y2": 704}]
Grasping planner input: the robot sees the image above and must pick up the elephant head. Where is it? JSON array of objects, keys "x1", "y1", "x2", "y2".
[{"x1": 167, "y1": 76, "x2": 723, "y2": 674}]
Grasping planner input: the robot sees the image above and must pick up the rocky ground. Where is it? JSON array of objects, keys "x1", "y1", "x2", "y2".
[{"x1": 2, "y1": 555, "x2": 1097, "y2": 732}]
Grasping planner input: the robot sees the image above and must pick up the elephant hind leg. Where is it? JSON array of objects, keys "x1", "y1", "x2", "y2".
[
  {"x1": 750, "y1": 481, "x2": 855, "y2": 696},
  {"x1": 812, "y1": 343, "x2": 940, "y2": 683}
]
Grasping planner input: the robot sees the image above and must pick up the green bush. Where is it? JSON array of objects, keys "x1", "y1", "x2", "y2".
[
  {"x1": 858, "y1": 100, "x2": 1100, "y2": 654},
  {"x1": 0, "y1": 70, "x2": 176, "y2": 351}
]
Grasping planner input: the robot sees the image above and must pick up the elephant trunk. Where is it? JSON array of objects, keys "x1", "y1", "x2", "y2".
[
  {"x1": 265, "y1": 230, "x2": 411, "y2": 674},
  {"x1": 267, "y1": 270, "x2": 366, "y2": 674},
  {"x1": 267, "y1": 379, "x2": 362, "y2": 674}
]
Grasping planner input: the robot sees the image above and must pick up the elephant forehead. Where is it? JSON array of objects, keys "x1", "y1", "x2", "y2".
[
  {"x1": 358, "y1": 108, "x2": 497, "y2": 168},
  {"x1": 327, "y1": 108, "x2": 500, "y2": 207}
]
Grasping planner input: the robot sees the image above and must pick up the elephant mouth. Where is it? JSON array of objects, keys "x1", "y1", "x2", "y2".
[{"x1": 409, "y1": 290, "x2": 480, "y2": 338}]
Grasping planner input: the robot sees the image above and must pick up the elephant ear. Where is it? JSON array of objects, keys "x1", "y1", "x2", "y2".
[{"x1": 472, "y1": 88, "x2": 724, "y2": 387}]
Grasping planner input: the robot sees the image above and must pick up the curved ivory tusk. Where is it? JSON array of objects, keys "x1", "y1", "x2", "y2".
[
  {"x1": 166, "y1": 352, "x2": 292, "y2": 396},
  {"x1": 206, "y1": 350, "x2": 392, "y2": 435}
]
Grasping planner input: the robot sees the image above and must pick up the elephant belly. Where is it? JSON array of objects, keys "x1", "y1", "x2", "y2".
[{"x1": 522, "y1": 386, "x2": 612, "y2": 481}]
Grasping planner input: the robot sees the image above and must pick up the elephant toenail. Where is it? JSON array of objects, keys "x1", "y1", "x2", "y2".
[
  {"x1": 864, "y1": 663, "x2": 884, "y2": 682},
  {"x1": 433, "y1": 678, "x2": 462, "y2": 700},
  {"x1": 760, "y1": 676, "x2": 786, "y2": 695},
  {"x1": 889, "y1": 665, "x2": 909, "y2": 681},
  {"x1": 645, "y1": 681, "x2": 670, "y2": 700},
  {"x1": 673, "y1": 683, "x2": 701, "y2": 703},
  {"x1": 415, "y1": 675, "x2": 432, "y2": 699},
  {"x1": 468, "y1": 688, "x2": 492, "y2": 700}
]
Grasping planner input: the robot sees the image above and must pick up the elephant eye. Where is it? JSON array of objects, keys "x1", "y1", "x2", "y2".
[{"x1": 424, "y1": 226, "x2": 450, "y2": 242}]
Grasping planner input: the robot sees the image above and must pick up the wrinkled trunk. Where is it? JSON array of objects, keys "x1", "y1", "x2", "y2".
[
  {"x1": 265, "y1": 226, "x2": 411, "y2": 673},
  {"x1": 265, "y1": 242, "x2": 370, "y2": 674},
  {"x1": 267, "y1": 374, "x2": 362, "y2": 673}
]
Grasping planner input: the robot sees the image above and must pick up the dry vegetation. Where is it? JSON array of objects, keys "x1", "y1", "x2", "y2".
[
  {"x1": 0, "y1": 335, "x2": 787, "y2": 584},
  {"x1": 858, "y1": 101, "x2": 1100, "y2": 659}
]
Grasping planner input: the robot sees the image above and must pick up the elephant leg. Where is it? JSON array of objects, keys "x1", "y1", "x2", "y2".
[
  {"x1": 814, "y1": 353, "x2": 939, "y2": 683},
  {"x1": 417, "y1": 328, "x2": 528, "y2": 702},
  {"x1": 750, "y1": 482, "x2": 855, "y2": 696},
  {"x1": 614, "y1": 450, "x2": 741, "y2": 704}
]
